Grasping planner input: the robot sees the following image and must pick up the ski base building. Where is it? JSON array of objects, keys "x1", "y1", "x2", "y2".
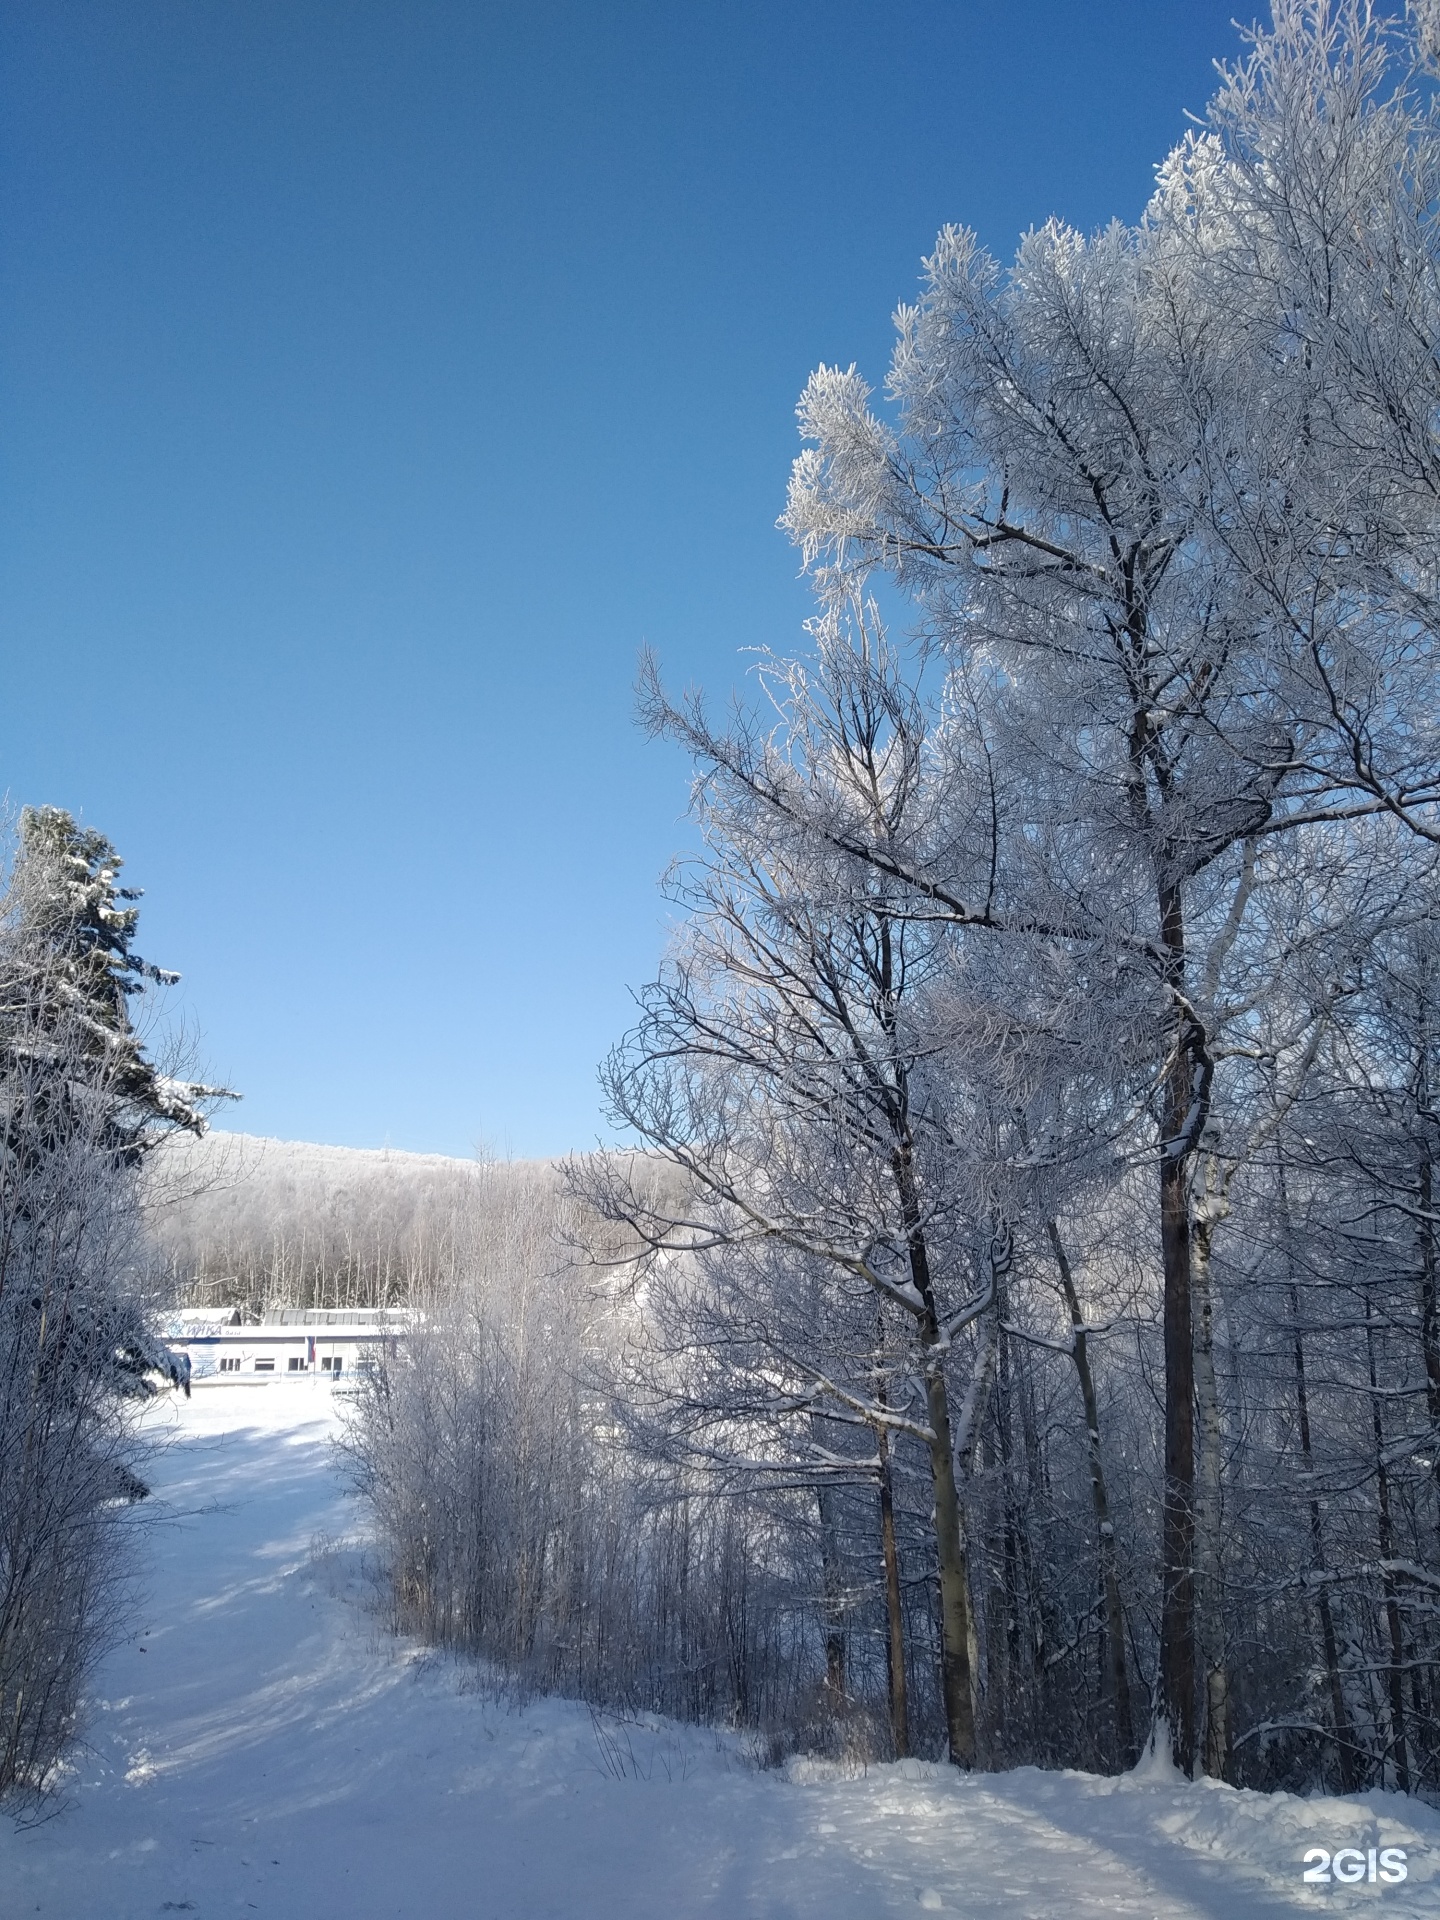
[{"x1": 162, "y1": 1306, "x2": 412, "y2": 1384}]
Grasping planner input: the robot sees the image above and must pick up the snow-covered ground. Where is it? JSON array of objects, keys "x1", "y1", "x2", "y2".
[{"x1": 5, "y1": 1384, "x2": 1439, "y2": 1919}]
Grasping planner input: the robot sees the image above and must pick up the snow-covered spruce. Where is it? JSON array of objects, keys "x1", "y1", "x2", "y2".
[{"x1": 0, "y1": 810, "x2": 227, "y2": 1798}]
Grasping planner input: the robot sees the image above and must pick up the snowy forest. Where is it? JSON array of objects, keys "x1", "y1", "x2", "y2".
[
  {"x1": 345, "y1": 1, "x2": 1440, "y2": 1797},
  {"x1": 11, "y1": 0, "x2": 1440, "y2": 1818},
  {"x1": 148, "y1": 1132, "x2": 518, "y2": 1315}
]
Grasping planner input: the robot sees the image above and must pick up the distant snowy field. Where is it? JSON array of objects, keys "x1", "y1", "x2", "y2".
[{"x1": 5, "y1": 1385, "x2": 1439, "y2": 1920}]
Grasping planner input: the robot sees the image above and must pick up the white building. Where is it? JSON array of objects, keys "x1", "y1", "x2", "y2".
[{"x1": 163, "y1": 1306, "x2": 412, "y2": 1384}]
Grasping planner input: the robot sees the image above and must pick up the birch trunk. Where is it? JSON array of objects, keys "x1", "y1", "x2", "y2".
[
  {"x1": 1415, "y1": 966, "x2": 1440, "y2": 1553},
  {"x1": 1365, "y1": 1292, "x2": 1411, "y2": 1791},
  {"x1": 1157, "y1": 881, "x2": 1199, "y2": 1775},
  {"x1": 891, "y1": 1148, "x2": 993, "y2": 1766},
  {"x1": 1287, "y1": 1272, "x2": 1359, "y2": 1790},
  {"x1": 813, "y1": 1461, "x2": 847, "y2": 1702},
  {"x1": 925, "y1": 1362, "x2": 981, "y2": 1766},
  {"x1": 876, "y1": 1423, "x2": 910, "y2": 1757},
  {"x1": 1047, "y1": 1220, "x2": 1136, "y2": 1766},
  {"x1": 1191, "y1": 1196, "x2": 1232, "y2": 1782}
]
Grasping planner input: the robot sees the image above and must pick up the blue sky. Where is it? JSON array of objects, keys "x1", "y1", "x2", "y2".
[{"x1": 1, "y1": 0, "x2": 1248, "y2": 1157}]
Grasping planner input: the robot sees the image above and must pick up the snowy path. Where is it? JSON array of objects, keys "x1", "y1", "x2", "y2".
[{"x1": 4, "y1": 1384, "x2": 1440, "y2": 1920}]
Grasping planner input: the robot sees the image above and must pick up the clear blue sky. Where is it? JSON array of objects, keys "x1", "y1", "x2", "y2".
[{"x1": 1, "y1": 0, "x2": 1249, "y2": 1157}]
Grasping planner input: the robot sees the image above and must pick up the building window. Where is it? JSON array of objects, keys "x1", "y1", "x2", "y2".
[
  {"x1": 287, "y1": 1356, "x2": 306, "y2": 1371},
  {"x1": 321, "y1": 1355, "x2": 342, "y2": 1373},
  {"x1": 254, "y1": 1358, "x2": 275, "y2": 1372},
  {"x1": 219, "y1": 1356, "x2": 241, "y2": 1373}
]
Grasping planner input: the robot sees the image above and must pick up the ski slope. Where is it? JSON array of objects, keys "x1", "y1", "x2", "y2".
[{"x1": 4, "y1": 1382, "x2": 1439, "y2": 1919}]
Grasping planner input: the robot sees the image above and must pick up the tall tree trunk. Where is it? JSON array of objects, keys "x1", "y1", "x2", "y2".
[
  {"x1": 1365, "y1": 1290, "x2": 1410, "y2": 1791},
  {"x1": 1288, "y1": 1275, "x2": 1360, "y2": 1790},
  {"x1": 809, "y1": 1416, "x2": 848, "y2": 1701},
  {"x1": 1278, "y1": 1165, "x2": 1358, "y2": 1785},
  {"x1": 1013, "y1": 1338, "x2": 1053, "y2": 1685},
  {"x1": 997, "y1": 1324, "x2": 1047, "y2": 1748},
  {"x1": 1414, "y1": 965, "x2": 1440, "y2": 1554},
  {"x1": 925, "y1": 1364, "x2": 980, "y2": 1766},
  {"x1": 876, "y1": 1423, "x2": 910, "y2": 1757},
  {"x1": 816, "y1": 1481, "x2": 847, "y2": 1702},
  {"x1": 1047, "y1": 1220, "x2": 1136, "y2": 1766},
  {"x1": 992, "y1": 1327, "x2": 1023, "y2": 1741},
  {"x1": 1157, "y1": 881, "x2": 1199, "y2": 1775},
  {"x1": 1420, "y1": 1143, "x2": 1440, "y2": 1541},
  {"x1": 1402, "y1": 963, "x2": 1440, "y2": 1770},
  {"x1": 1192, "y1": 1196, "x2": 1232, "y2": 1782},
  {"x1": 893, "y1": 1148, "x2": 991, "y2": 1767}
]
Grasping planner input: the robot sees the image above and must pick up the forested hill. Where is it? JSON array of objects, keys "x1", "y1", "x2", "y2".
[{"x1": 143, "y1": 1131, "x2": 563, "y2": 1312}]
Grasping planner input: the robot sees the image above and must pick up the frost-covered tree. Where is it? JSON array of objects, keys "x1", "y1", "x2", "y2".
[
  {"x1": 577, "y1": 610, "x2": 1133, "y2": 1766},
  {"x1": 0, "y1": 810, "x2": 223, "y2": 1797},
  {"x1": 776, "y1": 1, "x2": 1440, "y2": 1775},
  {"x1": 6, "y1": 807, "x2": 227, "y2": 1164},
  {"x1": 343, "y1": 1160, "x2": 821, "y2": 1739},
  {"x1": 331, "y1": 0, "x2": 1440, "y2": 1791},
  {"x1": 1161, "y1": 2, "x2": 1440, "y2": 851}
]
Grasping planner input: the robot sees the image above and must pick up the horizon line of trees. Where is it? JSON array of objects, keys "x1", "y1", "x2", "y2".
[{"x1": 145, "y1": 1132, "x2": 502, "y2": 1318}]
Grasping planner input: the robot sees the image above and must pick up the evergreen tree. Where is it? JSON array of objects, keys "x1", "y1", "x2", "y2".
[
  {"x1": 0, "y1": 809, "x2": 232, "y2": 1792},
  {"x1": 2, "y1": 806, "x2": 231, "y2": 1168}
]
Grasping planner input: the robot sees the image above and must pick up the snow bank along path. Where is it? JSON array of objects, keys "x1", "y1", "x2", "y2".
[{"x1": 4, "y1": 1384, "x2": 1440, "y2": 1919}]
